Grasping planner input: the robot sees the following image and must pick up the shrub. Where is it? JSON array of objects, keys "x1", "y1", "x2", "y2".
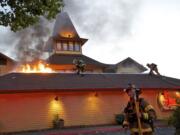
[
  {"x1": 168, "y1": 107, "x2": 180, "y2": 134},
  {"x1": 115, "y1": 114, "x2": 125, "y2": 125},
  {"x1": 52, "y1": 114, "x2": 64, "y2": 129}
]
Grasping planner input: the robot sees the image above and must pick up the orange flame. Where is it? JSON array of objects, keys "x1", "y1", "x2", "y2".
[{"x1": 20, "y1": 61, "x2": 53, "y2": 73}]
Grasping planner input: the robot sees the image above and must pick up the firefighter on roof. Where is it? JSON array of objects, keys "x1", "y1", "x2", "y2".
[
  {"x1": 146, "y1": 63, "x2": 160, "y2": 75},
  {"x1": 123, "y1": 84, "x2": 156, "y2": 135},
  {"x1": 73, "y1": 59, "x2": 86, "y2": 75}
]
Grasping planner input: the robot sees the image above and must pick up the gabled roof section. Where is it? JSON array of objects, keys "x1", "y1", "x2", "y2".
[
  {"x1": 116, "y1": 57, "x2": 147, "y2": 72},
  {"x1": 0, "y1": 73, "x2": 179, "y2": 92},
  {"x1": 103, "y1": 64, "x2": 117, "y2": 73},
  {"x1": 46, "y1": 54, "x2": 107, "y2": 68},
  {"x1": 0, "y1": 52, "x2": 17, "y2": 63}
]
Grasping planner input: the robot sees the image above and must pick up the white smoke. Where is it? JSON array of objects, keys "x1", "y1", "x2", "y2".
[
  {"x1": 0, "y1": 0, "x2": 142, "y2": 62},
  {"x1": 64, "y1": 0, "x2": 142, "y2": 42}
]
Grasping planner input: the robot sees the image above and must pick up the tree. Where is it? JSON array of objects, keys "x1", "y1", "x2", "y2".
[{"x1": 0, "y1": 0, "x2": 64, "y2": 31}]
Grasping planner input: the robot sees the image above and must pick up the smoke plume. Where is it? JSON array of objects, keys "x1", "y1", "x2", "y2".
[
  {"x1": 0, "y1": 0, "x2": 141, "y2": 62},
  {"x1": 14, "y1": 17, "x2": 52, "y2": 62},
  {"x1": 0, "y1": 17, "x2": 54, "y2": 62},
  {"x1": 64, "y1": 0, "x2": 142, "y2": 42}
]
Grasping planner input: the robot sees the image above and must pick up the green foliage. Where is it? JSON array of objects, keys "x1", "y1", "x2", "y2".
[
  {"x1": 115, "y1": 114, "x2": 125, "y2": 125},
  {"x1": 168, "y1": 107, "x2": 180, "y2": 130},
  {"x1": 0, "y1": 0, "x2": 64, "y2": 31}
]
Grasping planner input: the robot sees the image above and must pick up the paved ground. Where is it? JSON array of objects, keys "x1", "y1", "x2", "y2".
[{"x1": 3, "y1": 125, "x2": 175, "y2": 135}]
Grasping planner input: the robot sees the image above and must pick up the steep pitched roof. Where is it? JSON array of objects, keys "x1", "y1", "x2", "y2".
[
  {"x1": 44, "y1": 12, "x2": 88, "y2": 52},
  {"x1": 46, "y1": 54, "x2": 108, "y2": 68},
  {"x1": 0, "y1": 73, "x2": 179, "y2": 92},
  {"x1": 116, "y1": 57, "x2": 147, "y2": 72},
  {"x1": 104, "y1": 57, "x2": 147, "y2": 73},
  {"x1": 53, "y1": 12, "x2": 80, "y2": 38}
]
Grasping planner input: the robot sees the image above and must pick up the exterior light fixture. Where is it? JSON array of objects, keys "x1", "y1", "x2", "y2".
[
  {"x1": 176, "y1": 91, "x2": 180, "y2": 97},
  {"x1": 95, "y1": 92, "x2": 98, "y2": 97},
  {"x1": 54, "y1": 96, "x2": 59, "y2": 101}
]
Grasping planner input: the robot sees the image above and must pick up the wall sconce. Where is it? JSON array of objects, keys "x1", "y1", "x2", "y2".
[
  {"x1": 176, "y1": 91, "x2": 180, "y2": 97},
  {"x1": 54, "y1": 96, "x2": 59, "y2": 101},
  {"x1": 94, "y1": 92, "x2": 98, "y2": 97}
]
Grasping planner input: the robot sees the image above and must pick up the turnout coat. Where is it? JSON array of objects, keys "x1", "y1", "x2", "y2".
[{"x1": 123, "y1": 98, "x2": 156, "y2": 134}]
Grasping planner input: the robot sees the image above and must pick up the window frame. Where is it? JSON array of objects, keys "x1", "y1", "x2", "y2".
[
  {"x1": 69, "y1": 42, "x2": 74, "y2": 51},
  {"x1": 62, "y1": 42, "x2": 68, "y2": 51},
  {"x1": 56, "y1": 42, "x2": 62, "y2": 51},
  {"x1": 74, "y1": 42, "x2": 80, "y2": 51}
]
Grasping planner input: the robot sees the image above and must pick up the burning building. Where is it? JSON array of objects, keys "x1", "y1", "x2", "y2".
[{"x1": 0, "y1": 12, "x2": 179, "y2": 133}]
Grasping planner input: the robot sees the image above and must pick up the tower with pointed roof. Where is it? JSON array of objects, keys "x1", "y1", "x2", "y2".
[
  {"x1": 45, "y1": 12, "x2": 87, "y2": 55},
  {"x1": 44, "y1": 12, "x2": 147, "y2": 73},
  {"x1": 45, "y1": 12, "x2": 108, "y2": 73}
]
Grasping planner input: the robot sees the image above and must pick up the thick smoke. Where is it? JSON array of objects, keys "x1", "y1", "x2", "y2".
[
  {"x1": 62, "y1": 0, "x2": 142, "y2": 64},
  {"x1": 0, "y1": 17, "x2": 54, "y2": 62},
  {"x1": 0, "y1": 27, "x2": 17, "y2": 54},
  {"x1": 0, "y1": 0, "x2": 141, "y2": 62},
  {"x1": 64, "y1": 0, "x2": 142, "y2": 42},
  {"x1": 14, "y1": 17, "x2": 52, "y2": 62}
]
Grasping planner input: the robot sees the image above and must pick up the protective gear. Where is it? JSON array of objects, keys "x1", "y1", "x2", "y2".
[
  {"x1": 73, "y1": 59, "x2": 86, "y2": 75},
  {"x1": 123, "y1": 98, "x2": 156, "y2": 135},
  {"x1": 147, "y1": 63, "x2": 160, "y2": 75}
]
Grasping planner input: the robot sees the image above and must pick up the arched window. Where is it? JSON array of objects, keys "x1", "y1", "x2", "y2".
[{"x1": 158, "y1": 91, "x2": 180, "y2": 110}]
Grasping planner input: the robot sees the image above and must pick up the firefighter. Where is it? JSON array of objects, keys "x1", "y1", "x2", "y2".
[
  {"x1": 123, "y1": 84, "x2": 156, "y2": 135},
  {"x1": 73, "y1": 59, "x2": 86, "y2": 75},
  {"x1": 146, "y1": 63, "x2": 160, "y2": 75}
]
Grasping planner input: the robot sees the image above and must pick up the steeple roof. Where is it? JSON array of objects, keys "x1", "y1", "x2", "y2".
[
  {"x1": 53, "y1": 12, "x2": 80, "y2": 38},
  {"x1": 44, "y1": 12, "x2": 88, "y2": 52}
]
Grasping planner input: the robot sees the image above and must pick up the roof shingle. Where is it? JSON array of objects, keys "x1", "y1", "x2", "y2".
[
  {"x1": 0, "y1": 73, "x2": 179, "y2": 92},
  {"x1": 46, "y1": 54, "x2": 108, "y2": 68}
]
